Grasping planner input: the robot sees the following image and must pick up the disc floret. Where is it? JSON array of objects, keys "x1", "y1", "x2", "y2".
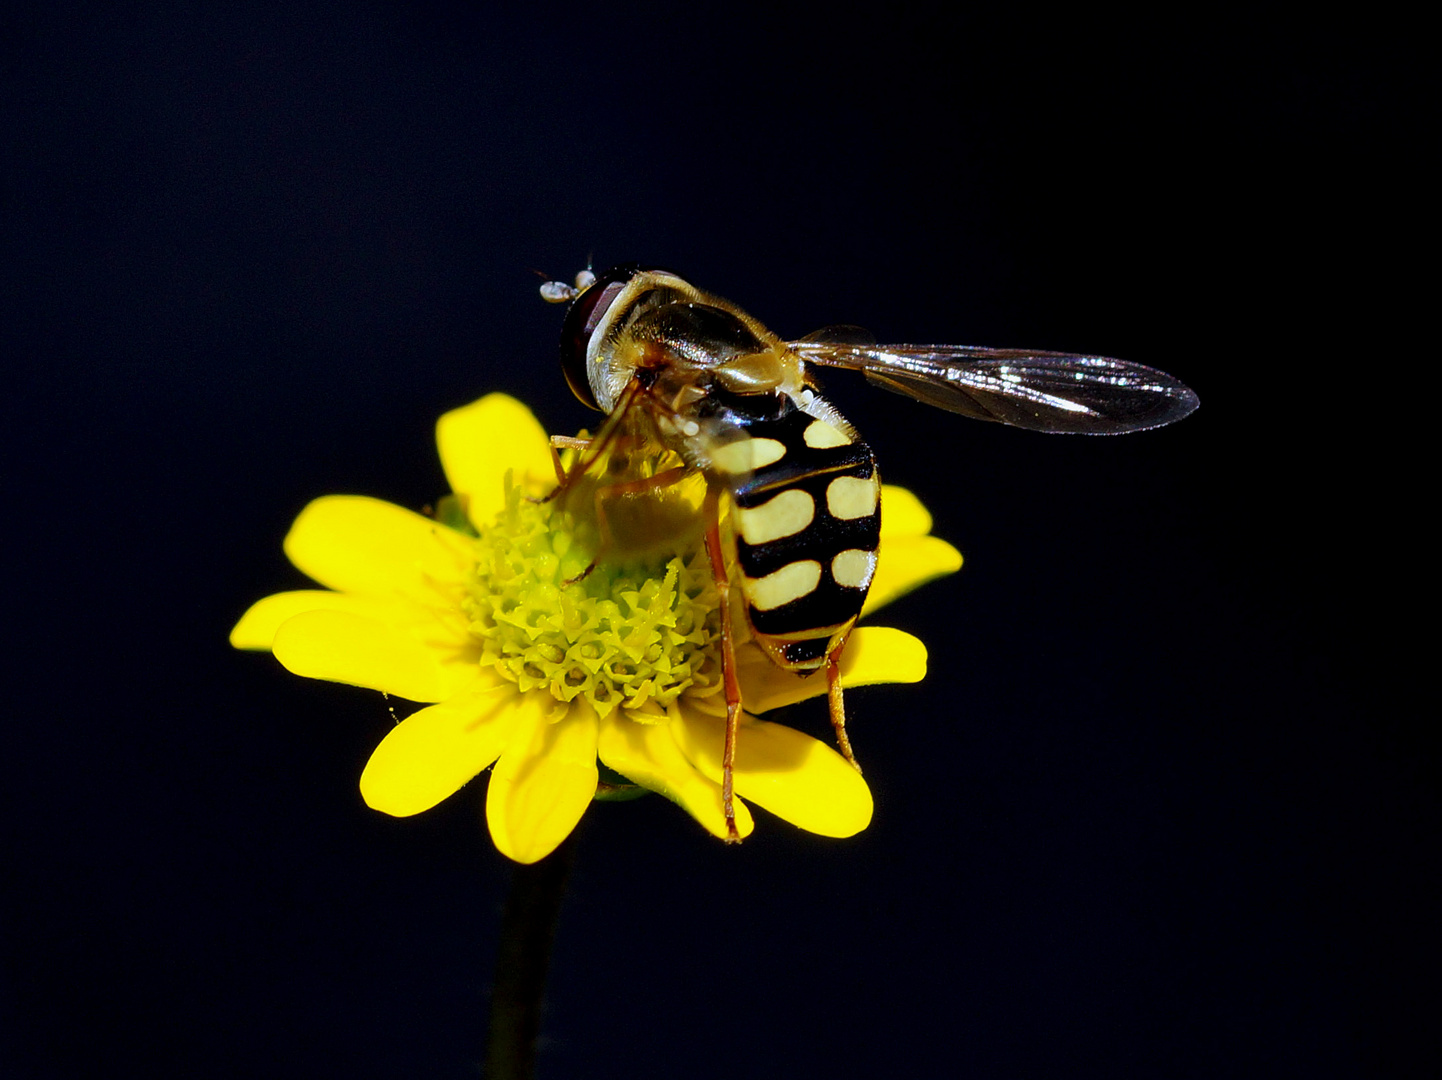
[{"x1": 463, "y1": 480, "x2": 723, "y2": 719}]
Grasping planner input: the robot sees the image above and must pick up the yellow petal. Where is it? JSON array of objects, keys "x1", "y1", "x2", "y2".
[
  {"x1": 739, "y1": 626, "x2": 928, "y2": 713},
  {"x1": 283, "y1": 495, "x2": 474, "y2": 604},
  {"x1": 360, "y1": 682, "x2": 523, "y2": 816},
  {"x1": 671, "y1": 708, "x2": 873, "y2": 838},
  {"x1": 862, "y1": 535, "x2": 963, "y2": 617},
  {"x1": 271, "y1": 609, "x2": 483, "y2": 702},
  {"x1": 229, "y1": 590, "x2": 412, "y2": 651},
  {"x1": 435, "y1": 394, "x2": 557, "y2": 530},
  {"x1": 487, "y1": 700, "x2": 600, "y2": 864},
  {"x1": 596, "y1": 710, "x2": 755, "y2": 841},
  {"x1": 879, "y1": 485, "x2": 933, "y2": 538}
]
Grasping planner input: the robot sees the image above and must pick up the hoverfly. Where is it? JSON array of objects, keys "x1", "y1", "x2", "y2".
[{"x1": 540, "y1": 264, "x2": 1198, "y2": 839}]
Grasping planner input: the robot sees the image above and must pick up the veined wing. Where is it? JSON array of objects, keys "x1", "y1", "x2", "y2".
[{"x1": 789, "y1": 342, "x2": 1199, "y2": 434}]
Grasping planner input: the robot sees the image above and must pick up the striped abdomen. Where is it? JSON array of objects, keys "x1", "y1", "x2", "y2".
[{"x1": 703, "y1": 390, "x2": 881, "y2": 674}]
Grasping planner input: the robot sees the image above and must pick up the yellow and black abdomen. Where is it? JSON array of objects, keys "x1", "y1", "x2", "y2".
[{"x1": 704, "y1": 390, "x2": 881, "y2": 675}]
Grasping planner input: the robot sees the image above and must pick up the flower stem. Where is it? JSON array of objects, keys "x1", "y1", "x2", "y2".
[{"x1": 485, "y1": 831, "x2": 578, "y2": 1080}]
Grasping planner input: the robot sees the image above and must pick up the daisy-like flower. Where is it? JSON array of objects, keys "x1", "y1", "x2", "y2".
[{"x1": 230, "y1": 394, "x2": 962, "y2": 862}]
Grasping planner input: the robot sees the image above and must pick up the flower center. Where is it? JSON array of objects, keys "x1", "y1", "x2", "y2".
[{"x1": 463, "y1": 477, "x2": 723, "y2": 718}]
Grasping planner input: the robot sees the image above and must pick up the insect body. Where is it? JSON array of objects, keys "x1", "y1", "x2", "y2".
[
  {"x1": 543, "y1": 264, "x2": 1198, "y2": 839},
  {"x1": 705, "y1": 386, "x2": 880, "y2": 677}
]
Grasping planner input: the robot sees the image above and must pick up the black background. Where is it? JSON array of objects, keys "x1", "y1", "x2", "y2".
[{"x1": 3, "y1": 5, "x2": 1432, "y2": 1077}]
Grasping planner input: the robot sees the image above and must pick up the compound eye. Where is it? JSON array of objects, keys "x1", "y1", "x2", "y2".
[{"x1": 559, "y1": 264, "x2": 641, "y2": 411}]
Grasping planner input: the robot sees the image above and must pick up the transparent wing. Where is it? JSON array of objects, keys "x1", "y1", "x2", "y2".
[{"x1": 789, "y1": 342, "x2": 1199, "y2": 434}]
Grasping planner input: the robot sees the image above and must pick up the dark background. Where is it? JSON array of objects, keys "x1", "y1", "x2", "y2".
[{"x1": 3, "y1": 4, "x2": 1431, "y2": 1077}]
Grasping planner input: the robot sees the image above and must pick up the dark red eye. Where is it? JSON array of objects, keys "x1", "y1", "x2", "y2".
[{"x1": 558, "y1": 264, "x2": 643, "y2": 411}]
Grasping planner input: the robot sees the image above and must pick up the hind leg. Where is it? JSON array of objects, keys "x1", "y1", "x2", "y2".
[
  {"x1": 826, "y1": 641, "x2": 862, "y2": 774},
  {"x1": 702, "y1": 488, "x2": 744, "y2": 842}
]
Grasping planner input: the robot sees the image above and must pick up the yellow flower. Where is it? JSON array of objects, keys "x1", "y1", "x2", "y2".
[{"x1": 230, "y1": 394, "x2": 962, "y2": 862}]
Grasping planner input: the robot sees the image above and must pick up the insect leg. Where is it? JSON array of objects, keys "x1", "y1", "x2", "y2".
[
  {"x1": 826, "y1": 641, "x2": 862, "y2": 774},
  {"x1": 538, "y1": 379, "x2": 646, "y2": 503},
  {"x1": 592, "y1": 465, "x2": 693, "y2": 499},
  {"x1": 702, "y1": 486, "x2": 743, "y2": 843},
  {"x1": 589, "y1": 464, "x2": 696, "y2": 554},
  {"x1": 547, "y1": 434, "x2": 592, "y2": 485},
  {"x1": 561, "y1": 465, "x2": 698, "y2": 587}
]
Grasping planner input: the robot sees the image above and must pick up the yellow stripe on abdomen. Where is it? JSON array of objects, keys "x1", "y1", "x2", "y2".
[
  {"x1": 830, "y1": 548, "x2": 877, "y2": 590},
  {"x1": 735, "y1": 489, "x2": 816, "y2": 544},
  {"x1": 710, "y1": 436, "x2": 786, "y2": 474},
  {"x1": 743, "y1": 560, "x2": 823, "y2": 611},
  {"x1": 826, "y1": 475, "x2": 879, "y2": 520}
]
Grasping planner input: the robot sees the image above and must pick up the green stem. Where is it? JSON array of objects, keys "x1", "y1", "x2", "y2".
[{"x1": 485, "y1": 830, "x2": 578, "y2": 1080}]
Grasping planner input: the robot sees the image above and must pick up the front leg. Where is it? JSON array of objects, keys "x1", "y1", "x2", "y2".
[
  {"x1": 536, "y1": 378, "x2": 646, "y2": 503},
  {"x1": 547, "y1": 435, "x2": 592, "y2": 486}
]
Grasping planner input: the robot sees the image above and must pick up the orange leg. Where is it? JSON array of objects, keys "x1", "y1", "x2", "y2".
[
  {"x1": 826, "y1": 641, "x2": 862, "y2": 774},
  {"x1": 703, "y1": 490, "x2": 743, "y2": 842},
  {"x1": 560, "y1": 465, "x2": 696, "y2": 587},
  {"x1": 548, "y1": 435, "x2": 592, "y2": 485},
  {"x1": 592, "y1": 465, "x2": 693, "y2": 500},
  {"x1": 537, "y1": 380, "x2": 646, "y2": 504}
]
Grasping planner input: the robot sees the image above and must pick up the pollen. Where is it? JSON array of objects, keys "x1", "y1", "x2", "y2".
[{"x1": 462, "y1": 479, "x2": 723, "y2": 718}]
